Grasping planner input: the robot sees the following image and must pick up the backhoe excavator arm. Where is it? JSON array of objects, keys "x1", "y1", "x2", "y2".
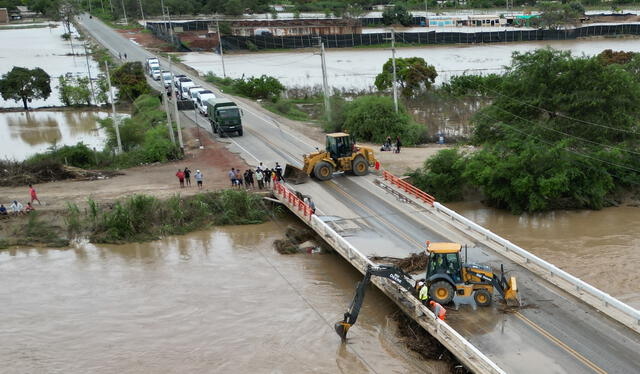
[{"x1": 334, "y1": 264, "x2": 415, "y2": 340}]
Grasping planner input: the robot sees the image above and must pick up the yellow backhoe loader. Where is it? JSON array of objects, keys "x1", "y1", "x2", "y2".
[
  {"x1": 284, "y1": 133, "x2": 377, "y2": 184},
  {"x1": 335, "y1": 242, "x2": 520, "y2": 340}
]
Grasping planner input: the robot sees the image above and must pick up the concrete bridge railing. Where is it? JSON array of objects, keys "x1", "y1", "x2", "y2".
[{"x1": 272, "y1": 180, "x2": 506, "y2": 374}]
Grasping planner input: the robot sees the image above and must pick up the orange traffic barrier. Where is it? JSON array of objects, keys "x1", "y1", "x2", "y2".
[{"x1": 382, "y1": 170, "x2": 436, "y2": 207}]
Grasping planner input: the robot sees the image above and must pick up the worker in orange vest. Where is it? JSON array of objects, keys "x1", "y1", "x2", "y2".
[{"x1": 429, "y1": 300, "x2": 446, "y2": 321}]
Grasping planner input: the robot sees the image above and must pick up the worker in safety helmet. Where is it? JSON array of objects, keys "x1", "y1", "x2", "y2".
[
  {"x1": 417, "y1": 281, "x2": 429, "y2": 305},
  {"x1": 429, "y1": 300, "x2": 446, "y2": 321}
]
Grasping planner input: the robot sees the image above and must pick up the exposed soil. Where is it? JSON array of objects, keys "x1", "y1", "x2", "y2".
[
  {"x1": 273, "y1": 225, "x2": 327, "y2": 254},
  {"x1": 0, "y1": 127, "x2": 249, "y2": 212},
  {"x1": 116, "y1": 28, "x2": 174, "y2": 51}
]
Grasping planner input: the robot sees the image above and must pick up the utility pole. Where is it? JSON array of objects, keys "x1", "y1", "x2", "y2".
[
  {"x1": 108, "y1": 0, "x2": 113, "y2": 14},
  {"x1": 384, "y1": 29, "x2": 399, "y2": 113},
  {"x1": 88, "y1": 0, "x2": 92, "y2": 15},
  {"x1": 162, "y1": 75, "x2": 176, "y2": 145},
  {"x1": 138, "y1": 0, "x2": 145, "y2": 23},
  {"x1": 169, "y1": 56, "x2": 184, "y2": 150},
  {"x1": 314, "y1": 37, "x2": 331, "y2": 124},
  {"x1": 165, "y1": 6, "x2": 175, "y2": 44},
  {"x1": 160, "y1": 0, "x2": 167, "y2": 34},
  {"x1": 105, "y1": 61, "x2": 123, "y2": 154},
  {"x1": 100, "y1": 0, "x2": 104, "y2": 12},
  {"x1": 424, "y1": 0, "x2": 428, "y2": 27},
  {"x1": 83, "y1": 43, "x2": 96, "y2": 105},
  {"x1": 119, "y1": 0, "x2": 127, "y2": 24},
  {"x1": 216, "y1": 20, "x2": 227, "y2": 78},
  {"x1": 193, "y1": 105, "x2": 203, "y2": 149}
]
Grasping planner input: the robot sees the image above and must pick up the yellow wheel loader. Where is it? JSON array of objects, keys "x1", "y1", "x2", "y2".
[{"x1": 284, "y1": 133, "x2": 377, "y2": 184}]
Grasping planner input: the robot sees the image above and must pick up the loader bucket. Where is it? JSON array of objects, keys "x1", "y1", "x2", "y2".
[
  {"x1": 334, "y1": 321, "x2": 351, "y2": 341},
  {"x1": 504, "y1": 276, "x2": 520, "y2": 307},
  {"x1": 284, "y1": 164, "x2": 309, "y2": 184}
]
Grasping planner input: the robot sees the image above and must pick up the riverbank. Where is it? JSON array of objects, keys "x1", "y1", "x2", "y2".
[{"x1": 0, "y1": 189, "x2": 270, "y2": 248}]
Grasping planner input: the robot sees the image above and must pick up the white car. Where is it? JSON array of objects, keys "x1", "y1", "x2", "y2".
[
  {"x1": 188, "y1": 86, "x2": 207, "y2": 104},
  {"x1": 195, "y1": 90, "x2": 216, "y2": 115},
  {"x1": 161, "y1": 71, "x2": 172, "y2": 87},
  {"x1": 150, "y1": 66, "x2": 161, "y2": 80}
]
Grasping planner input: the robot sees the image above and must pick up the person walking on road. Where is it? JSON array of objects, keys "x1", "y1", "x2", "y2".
[
  {"x1": 28, "y1": 184, "x2": 41, "y2": 205},
  {"x1": 176, "y1": 169, "x2": 185, "y2": 188},
  {"x1": 194, "y1": 169, "x2": 203, "y2": 189},
  {"x1": 429, "y1": 300, "x2": 446, "y2": 321},
  {"x1": 256, "y1": 168, "x2": 264, "y2": 189},
  {"x1": 184, "y1": 167, "x2": 192, "y2": 187},
  {"x1": 395, "y1": 136, "x2": 402, "y2": 154}
]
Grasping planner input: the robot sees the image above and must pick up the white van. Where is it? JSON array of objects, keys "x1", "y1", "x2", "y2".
[
  {"x1": 194, "y1": 90, "x2": 216, "y2": 115},
  {"x1": 179, "y1": 80, "x2": 196, "y2": 100},
  {"x1": 150, "y1": 66, "x2": 161, "y2": 80},
  {"x1": 188, "y1": 86, "x2": 206, "y2": 103}
]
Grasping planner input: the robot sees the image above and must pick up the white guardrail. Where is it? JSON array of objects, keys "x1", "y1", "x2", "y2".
[
  {"x1": 272, "y1": 183, "x2": 506, "y2": 374},
  {"x1": 431, "y1": 202, "x2": 640, "y2": 333}
]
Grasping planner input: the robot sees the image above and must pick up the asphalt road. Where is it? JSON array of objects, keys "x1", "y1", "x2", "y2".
[{"x1": 77, "y1": 14, "x2": 640, "y2": 374}]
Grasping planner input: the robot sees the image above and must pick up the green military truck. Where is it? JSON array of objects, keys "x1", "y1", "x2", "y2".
[{"x1": 206, "y1": 98, "x2": 243, "y2": 137}]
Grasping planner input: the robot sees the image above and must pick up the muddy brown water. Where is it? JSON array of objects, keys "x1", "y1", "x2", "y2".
[
  {"x1": 447, "y1": 201, "x2": 640, "y2": 308},
  {"x1": 0, "y1": 222, "x2": 450, "y2": 373},
  {"x1": 0, "y1": 23, "x2": 100, "y2": 109},
  {"x1": 0, "y1": 111, "x2": 108, "y2": 161}
]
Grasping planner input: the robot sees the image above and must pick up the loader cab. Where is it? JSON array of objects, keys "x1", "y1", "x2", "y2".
[
  {"x1": 426, "y1": 242, "x2": 463, "y2": 284},
  {"x1": 326, "y1": 133, "x2": 355, "y2": 160}
]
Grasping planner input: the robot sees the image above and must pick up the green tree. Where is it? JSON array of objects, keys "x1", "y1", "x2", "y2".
[
  {"x1": 233, "y1": 75, "x2": 285, "y2": 100},
  {"x1": 462, "y1": 48, "x2": 640, "y2": 212},
  {"x1": 111, "y1": 62, "x2": 151, "y2": 102},
  {"x1": 58, "y1": 75, "x2": 92, "y2": 106},
  {"x1": 409, "y1": 149, "x2": 467, "y2": 202},
  {"x1": 341, "y1": 95, "x2": 422, "y2": 144},
  {"x1": 382, "y1": 4, "x2": 413, "y2": 26},
  {"x1": 375, "y1": 57, "x2": 438, "y2": 97},
  {"x1": 0, "y1": 67, "x2": 51, "y2": 110},
  {"x1": 538, "y1": 1, "x2": 584, "y2": 30}
]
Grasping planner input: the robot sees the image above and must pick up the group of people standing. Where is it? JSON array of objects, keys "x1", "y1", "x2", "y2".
[
  {"x1": 382, "y1": 136, "x2": 402, "y2": 153},
  {"x1": 176, "y1": 167, "x2": 204, "y2": 189},
  {"x1": 228, "y1": 162, "x2": 285, "y2": 190}
]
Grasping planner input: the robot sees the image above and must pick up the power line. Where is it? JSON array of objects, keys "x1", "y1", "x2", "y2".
[
  {"x1": 481, "y1": 85, "x2": 640, "y2": 136},
  {"x1": 489, "y1": 105, "x2": 640, "y2": 157}
]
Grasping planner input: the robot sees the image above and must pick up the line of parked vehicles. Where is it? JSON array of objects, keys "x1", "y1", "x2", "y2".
[{"x1": 145, "y1": 57, "x2": 244, "y2": 137}]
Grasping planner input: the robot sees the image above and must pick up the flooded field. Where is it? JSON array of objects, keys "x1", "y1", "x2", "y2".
[
  {"x1": 0, "y1": 223, "x2": 448, "y2": 373},
  {"x1": 448, "y1": 201, "x2": 640, "y2": 308},
  {"x1": 0, "y1": 110, "x2": 108, "y2": 160},
  {"x1": 0, "y1": 23, "x2": 100, "y2": 108},
  {"x1": 182, "y1": 37, "x2": 640, "y2": 91}
]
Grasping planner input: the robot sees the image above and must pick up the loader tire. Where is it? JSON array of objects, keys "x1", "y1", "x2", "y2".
[
  {"x1": 430, "y1": 280, "x2": 455, "y2": 305},
  {"x1": 474, "y1": 289, "x2": 492, "y2": 307},
  {"x1": 352, "y1": 156, "x2": 368, "y2": 176},
  {"x1": 314, "y1": 161, "x2": 333, "y2": 181}
]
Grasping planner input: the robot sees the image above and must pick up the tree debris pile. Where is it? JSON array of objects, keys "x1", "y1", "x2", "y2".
[
  {"x1": 0, "y1": 159, "x2": 122, "y2": 187},
  {"x1": 370, "y1": 252, "x2": 428, "y2": 273},
  {"x1": 274, "y1": 225, "x2": 322, "y2": 254},
  {"x1": 394, "y1": 312, "x2": 468, "y2": 373}
]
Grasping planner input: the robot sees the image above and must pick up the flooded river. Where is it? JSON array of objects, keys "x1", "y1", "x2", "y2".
[
  {"x1": 182, "y1": 37, "x2": 640, "y2": 91},
  {"x1": 0, "y1": 111, "x2": 108, "y2": 161},
  {"x1": 448, "y1": 201, "x2": 640, "y2": 309},
  {"x1": 0, "y1": 222, "x2": 447, "y2": 373},
  {"x1": 0, "y1": 23, "x2": 100, "y2": 108}
]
